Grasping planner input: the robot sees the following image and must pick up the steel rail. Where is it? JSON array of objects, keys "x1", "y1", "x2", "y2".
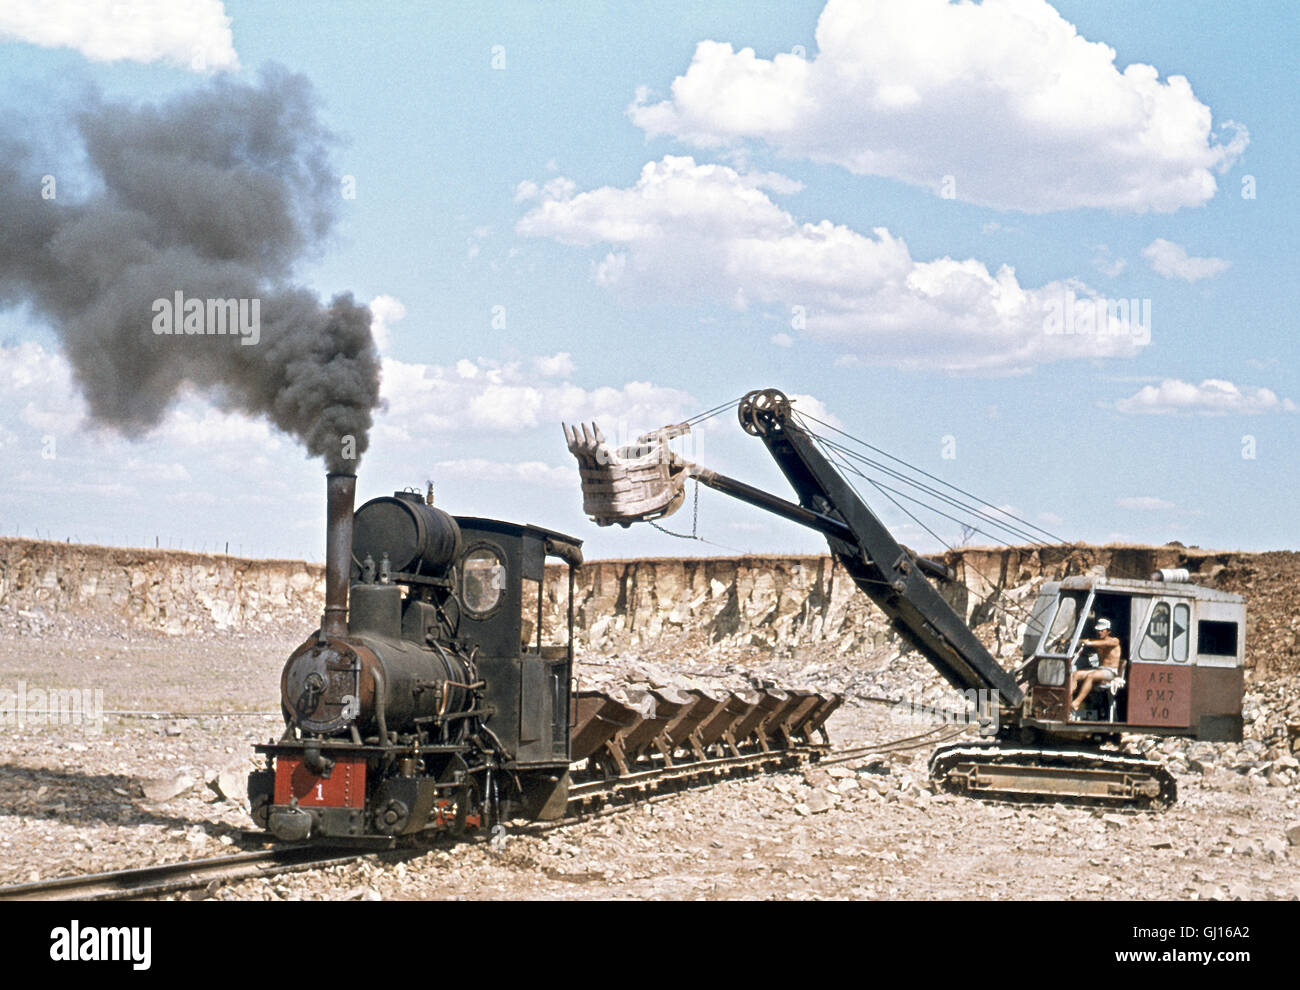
[
  {"x1": 815, "y1": 724, "x2": 971, "y2": 767},
  {"x1": 0, "y1": 844, "x2": 370, "y2": 902}
]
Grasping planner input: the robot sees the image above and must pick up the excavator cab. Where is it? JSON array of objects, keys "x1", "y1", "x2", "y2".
[{"x1": 1019, "y1": 573, "x2": 1244, "y2": 741}]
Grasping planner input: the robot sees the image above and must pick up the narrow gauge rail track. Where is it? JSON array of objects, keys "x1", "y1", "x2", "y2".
[
  {"x1": 0, "y1": 844, "x2": 374, "y2": 902},
  {"x1": 817, "y1": 724, "x2": 970, "y2": 766},
  {"x1": 0, "y1": 723, "x2": 958, "y2": 901}
]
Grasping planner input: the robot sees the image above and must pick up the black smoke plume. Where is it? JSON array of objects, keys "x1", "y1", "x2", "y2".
[{"x1": 0, "y1": 65, "x2": 380, "y2": 471}]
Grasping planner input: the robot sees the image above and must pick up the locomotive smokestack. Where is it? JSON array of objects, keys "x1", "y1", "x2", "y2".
[{"x1": 321, "y1": 472, "x2": 357, "y2": 638}]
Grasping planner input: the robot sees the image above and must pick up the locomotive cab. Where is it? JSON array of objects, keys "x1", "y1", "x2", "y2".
[
  {"x1": 452, "y1": 517, "x2": 581, "y2": 769},
  {"x1": 1018, "y1": 571, "x2": 1244, "y2": 742}
]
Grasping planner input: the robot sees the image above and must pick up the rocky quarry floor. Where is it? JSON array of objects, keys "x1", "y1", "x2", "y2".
[{"x1": 1, "y1": 625, "x2": 1298, "y2": 901}]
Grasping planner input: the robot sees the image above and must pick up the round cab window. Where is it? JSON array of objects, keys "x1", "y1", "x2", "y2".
[{"x1": 462, "y1": 547, "x2": 506, "y2": 616}]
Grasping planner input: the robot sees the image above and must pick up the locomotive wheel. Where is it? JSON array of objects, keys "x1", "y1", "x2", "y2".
[{"x1": 251, "y1": 792, "x2": 271, "y2": 829}]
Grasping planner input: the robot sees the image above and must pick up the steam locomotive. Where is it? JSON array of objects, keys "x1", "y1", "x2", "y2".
[{"x1": 248, "y1": 473, "x2": 583, "y2": 841}]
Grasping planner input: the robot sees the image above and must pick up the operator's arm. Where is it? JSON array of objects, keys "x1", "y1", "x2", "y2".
[
  {"x1": 1088, "y1": 635, "x2": 1122, "y2": 667},
  {"x1": 1081, "y1": 635, "x2": 1118, "y2": 648}
]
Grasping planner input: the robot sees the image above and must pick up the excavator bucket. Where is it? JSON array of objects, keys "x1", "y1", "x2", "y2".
[{"x1": 563, "y1": 421, "x2": 692, "y2": 527}]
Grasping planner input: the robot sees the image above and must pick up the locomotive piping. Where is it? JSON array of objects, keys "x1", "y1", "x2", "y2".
[
  {"x1": 371, "y1": 664, "x2": 388, "y2": 746},
  {"x1": 322, "y1": 472, "x2": 357, "y2": 639}
]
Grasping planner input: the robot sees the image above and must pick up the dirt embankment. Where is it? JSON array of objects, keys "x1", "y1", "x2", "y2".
[{"x1": 2, "y1": 536, "x2": 1297, "y2": 675}]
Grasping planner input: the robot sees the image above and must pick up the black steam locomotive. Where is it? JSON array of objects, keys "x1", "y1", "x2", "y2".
[{"x1": 248, "y1": 474, "x2": 582, "y2": 841}]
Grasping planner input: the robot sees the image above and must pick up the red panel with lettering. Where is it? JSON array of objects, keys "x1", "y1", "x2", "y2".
[
  {"x1": 273, "y1": 757, "x2": 366, "y2": 808},
  {"x1": 1126, "y1": 663, "x2": 1192, "y2": 728}
]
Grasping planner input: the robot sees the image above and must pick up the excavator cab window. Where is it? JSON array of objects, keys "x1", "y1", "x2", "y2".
[
  {"x1": 1172, "y1": 604, "x2": 1190, "y2": 661},
  {"x1": 1139, "y1": 602, "x2": 1171, "y2": 660},
  {"x1": 1198, "y1": 619, "x2": 1239, "y2": 657},
  {"x1": 1039, "y1": 591, "x2": 1090, "y2": 656}
]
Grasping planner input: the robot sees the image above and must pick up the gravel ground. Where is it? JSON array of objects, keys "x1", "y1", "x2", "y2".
[{"x1": 0, "y1": 630, "x2": 1297, "y2": 900}]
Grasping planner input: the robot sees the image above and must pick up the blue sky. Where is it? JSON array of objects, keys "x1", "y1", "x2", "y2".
[{"x1": 0, "y1": 0, "x2": 1295, "y2": 561}]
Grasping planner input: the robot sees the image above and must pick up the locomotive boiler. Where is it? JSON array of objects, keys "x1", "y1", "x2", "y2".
[{"x1": 248, "y1": 473, "x2": 582, "y2": 841}]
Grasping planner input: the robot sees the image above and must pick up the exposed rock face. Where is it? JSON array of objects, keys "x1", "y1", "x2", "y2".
[
  {"x1": 0, "y1": 539, "x2": 321, "y2": 637},
  {"x1": 1, "y1": 537, "x2": 1296, "y2": 681},
  {"x1": 568, "y1": 556, "x2": 898, "y2": 657},
  {"x1": 548, "y1": 545, "x2": 1299, "y2": 676}
]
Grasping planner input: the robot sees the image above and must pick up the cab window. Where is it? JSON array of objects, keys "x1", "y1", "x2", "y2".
[
  {"x1": 1197, "y1": 620, "x2": 1239, "y2": 658},
  {"x1": 1040, "y1": 595, "x2": 1081, "y2": 655},
  {"x1": 1172, "y1": 604, "x2": 1190, "y2": 662},
  {"x1": 462, "y1": 546, "x2": 507, "y2": 616},
  {"x1": 1139, "y1": 602, "x2": 1170, "y2": 661}
]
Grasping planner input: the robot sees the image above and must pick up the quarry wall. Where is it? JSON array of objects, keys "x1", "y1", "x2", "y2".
[{"x1": 1, "y1": 537, "x2": 1294, "y2": 672}]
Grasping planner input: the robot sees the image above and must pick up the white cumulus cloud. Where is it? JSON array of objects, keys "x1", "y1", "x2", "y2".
[
  {"x1": 368, "y1": 294, "x2": 406, "y2": 355},
  {"x1": 0, "y1": 0, "x2": 238, "y2": 72},
  {"x1": 1114, "y1": 379, "x2": 1297, "y2": 415},
  {"x1": 375, "y1": 352, "x2": 697, "y2": 441},
  {"x1": 1142, "y1": 239, "x2": 1231, "y2": 282},
  {"x1": 517, "y1": 156, "x2": 1148, "y2": 372},
  {"x1": 433, "y1": 459, "x2": 574, "y2": 490},
  {"x1": 629, "y1": 0, "x2": 1247, "y2": 213},
  {"x1": 533, "y1": 353, "x2": 576, "y2": 378}
]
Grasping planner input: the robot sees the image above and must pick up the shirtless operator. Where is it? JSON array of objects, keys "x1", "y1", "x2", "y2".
[{"x1": 1069, "y1": 618, "x2": 1123, "y2": 714}]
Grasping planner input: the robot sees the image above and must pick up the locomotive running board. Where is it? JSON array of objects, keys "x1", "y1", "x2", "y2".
[{"x1": 929, "y1": 744, "x2": 1177, "y2": 809}]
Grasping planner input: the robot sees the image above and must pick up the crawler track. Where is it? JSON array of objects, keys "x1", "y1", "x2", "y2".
[{"x1": 929, "y1": 743, "x2": 1178, "y2": 808}]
